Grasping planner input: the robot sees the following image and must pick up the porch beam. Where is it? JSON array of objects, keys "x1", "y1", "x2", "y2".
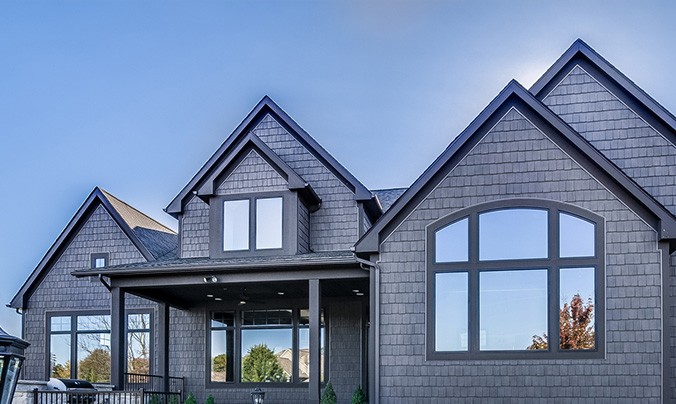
[
  {"x1": 110, "y1": 287, "x2": 126, "y2": 390},
  {"x1": 109, "y1": 268, "x2": 367, "y2": 289},
  {"x1": 309, "y1": 279, "x2": 321, "y2": 402},
  {"x1": 158, "y1": 302, "x2": 170, "y2": 393}
]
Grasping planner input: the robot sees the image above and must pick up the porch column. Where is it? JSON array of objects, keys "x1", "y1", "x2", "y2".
[
  {"x1": 309, "y1": 279, "x2": 321, "y2": 402},
  {"x1": 158, "y1": 302, "x2": 170, "y2": 393},
  {"x1": 110, "y1": 287, "x2": 126, "y2": 390}
]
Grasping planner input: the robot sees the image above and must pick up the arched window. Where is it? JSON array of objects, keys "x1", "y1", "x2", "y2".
[{"x1": 427, "y1": 199, "x2": 604, "y2": 359}]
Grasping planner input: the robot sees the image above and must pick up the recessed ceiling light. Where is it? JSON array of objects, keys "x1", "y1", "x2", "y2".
[
  {"x1": 277, "y1": 291, "x2": 285, "y2": 296},
  {"x1": 239, "y1": 300, "x2": 247, "y2": 305},
  {"x1": 206, "y1": 294, "x2": 214, "y2": 298},
  {"x1": 214, "y1": 297, "x2": 222, "y2": 301},
  {"x1": 356, "y1": 292, "x2": 364, "y2": 296},
  {"x1": 352, "y1": 289, "x2": 360, "y2": 293}
]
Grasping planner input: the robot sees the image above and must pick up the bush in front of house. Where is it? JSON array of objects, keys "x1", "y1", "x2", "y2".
[
  {"x1": 351, "y1": 385, "x2": 367, "y2": 404},
  {"x1": 185, "y1": 393, "x2": 197, "y2": 404},
  {"x1": 320, "y1": 381, "x2": 337, "y2": 404},
  {"x1": 205, "y1": 395, "x2": 214, "y2": 404}
]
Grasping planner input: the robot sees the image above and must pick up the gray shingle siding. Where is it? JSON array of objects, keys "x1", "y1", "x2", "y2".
[
  {"x1": 178, "y1": 115, "x2": 360, "y2": 254},
  {"x1": 215, "y1": 149, "x2": 288, "y2": 195},
  {"x1": 377, "y1": 108, "x2": 662, "y2": 401},
  {"x1": 253, "y1": 114, "x2": 359, "y2": 251},
  {"x1": 22, "y1": 204, "x2": 157, "y2": 380},
  {"x1": 329, "y1": 301, "x2": 363, "y2": 404},
  {"x1": 180, "y1": 196, "x2": 210, "y2": 258},
  {"x1": 298, "y1": 198, "x2": 310, "y2": 253},
  {"x1": 543, "y1": 65, "x2": 676, "y2": 216}
]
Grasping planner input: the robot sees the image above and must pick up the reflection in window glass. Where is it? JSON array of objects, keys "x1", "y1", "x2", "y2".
[
  {"x1": 211, "y1": 329, "x2": 234, "y2": 382},
  {"x1": 241, "y1": 329, "x2": 292, "y2": 382},
  {"x1": 127, "y1": 313, "x2": 151, "y2": 375},
  {"x1": 479, "y1": 209, "x2": 548, "y2": 261},
  {"x1": 51, "y1": 316, "x2": 71, "y2": 332},
  {"x1": 480, "y1": 270, "x2": 548, "y2": 350},
  {"x1": 560, "y1": 213, "x2": 595, "y2": 258},
  {"x1": 242, "y1": 309, "x2": 293, "y2": 326},
  {"x1": 256, "y1": 197, "x2": 283, "y2": 250},
  {"x1": 50, "y1": 334, "x2": 71, "y2": 378},
  {"x1": 77, "y1": 333, "x2": 111, "y2": 383},
  {"x1": 435, "y1": 218, "x2": 468, "y2": 263},
  {"x1": 77, "y1": 315, "x2": 110, "y2": 331},
  {"x1": 223, "y1": 200, "x2": 249, "y2": 251},
  {"x1": 298, "y1": 328, "x2": 325, "y2": 382},
  {"x1": 560, "y1": 267, "x2": 595, "y2": 350},
  {"x1": 435, "y1": 272, "x2": 468, "y2": 351}
]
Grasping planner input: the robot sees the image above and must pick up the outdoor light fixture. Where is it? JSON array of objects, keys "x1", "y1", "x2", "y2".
[
  {"x1": 277, "y1": 291, "x2": 284, "y2": 296},
  {"x1": 203, "y1": 276, "x2": 218, "y2": 283},
  {"x1": 0, "y1": 326, "x2": 29, "y2": 404},
  {"x1": 250, "y1": 387, "x2": 265, "y2": 404}
]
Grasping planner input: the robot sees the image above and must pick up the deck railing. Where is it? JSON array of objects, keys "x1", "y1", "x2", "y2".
[
  {"x1": 124, "y1": 373, "x2": 184, "y2": 397},
  {"x1": 33, "y1": 389, "x2": 182, "y2": 404}
]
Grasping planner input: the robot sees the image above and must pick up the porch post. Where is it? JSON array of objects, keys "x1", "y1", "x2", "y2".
[
  {"x1": 110, "y1": 287, "x2": 126, "y2": 390},
  {"x1": 158, "y1": 302, "x2": 170, "y2": 393},
  {"x1": 309, "y1": 279, "x2": 321, "y2": 402}
]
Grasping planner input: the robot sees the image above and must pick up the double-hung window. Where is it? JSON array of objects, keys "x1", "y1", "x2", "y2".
[{"x1": 427, "y1": 200, "x2": 604, "y2": 359}]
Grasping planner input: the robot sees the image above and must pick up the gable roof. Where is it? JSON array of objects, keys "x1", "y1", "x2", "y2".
[
  {"x1": 166, "y1": 96, "x2": 378, "y2": 218},
  {"x1": 355, "y1": 80, "x2": 676, "y2": 255},
  {"x1": 530, "y1": 39, "x2": 676, "y2": 144},
  {"x1": 9, "y1": 187, "x2": 177, "y2": 309},
  {"x1": 194, "y1": 132, "x2": 321, "y2": 209}
]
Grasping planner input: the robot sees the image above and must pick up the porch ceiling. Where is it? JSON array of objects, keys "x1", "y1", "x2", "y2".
[{"x1": 130, "y1": 278, "x2": 369, "y2": 309}]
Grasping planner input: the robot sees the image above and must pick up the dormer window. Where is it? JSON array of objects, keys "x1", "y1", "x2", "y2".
[{"x1": 223, "y1": 197, "x2": 283, "y2": 252}]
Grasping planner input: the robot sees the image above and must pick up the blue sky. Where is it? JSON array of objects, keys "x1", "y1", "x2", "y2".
[{"x1": 1, "y1": 1, "x2": 674, "y2": 336}]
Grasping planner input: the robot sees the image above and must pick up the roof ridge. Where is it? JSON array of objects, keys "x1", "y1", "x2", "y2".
[{"x1": 99, "y1": 188, "x2": 175, "y2": 235}]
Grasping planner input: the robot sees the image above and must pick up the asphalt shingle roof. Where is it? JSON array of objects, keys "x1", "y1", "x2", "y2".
[{"x1": 372, "y1": 188, "x2": 407, "y2": 212}]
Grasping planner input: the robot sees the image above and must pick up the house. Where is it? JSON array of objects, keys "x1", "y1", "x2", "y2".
[{"x1": 9, "y1": 39, "x2": 676, "y2": 403}]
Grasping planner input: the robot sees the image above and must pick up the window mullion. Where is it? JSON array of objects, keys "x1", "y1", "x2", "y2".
[
  {"x1": 468, "y1": 213, "x2": 479, "y2": 353},
  {"x1": 70, "y1": 315, "x2": 77, "y2": 379},
  {"x1": 549, "y1": 209, "x2": 559, "y2": 353}
]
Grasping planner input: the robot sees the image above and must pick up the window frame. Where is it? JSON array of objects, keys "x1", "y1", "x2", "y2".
[
  {"x1": 46, "y1": 309, "x2": 153, "y2": 381},
  {"x1": 426, "y1": 199, "x2": 605, "y2": 360},
  {"x1": 90, "y1": 253, "x2": 109, "y2": 269},
  {"x1": 206, "y1": 305, "x2": 328, "y2": 389},
  {"x1": 209, "y1": 191, "x2": 297, "y2": 258}
]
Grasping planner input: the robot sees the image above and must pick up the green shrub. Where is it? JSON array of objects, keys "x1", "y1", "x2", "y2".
[
  {"x1": 351, "y1": 386, "x2": 367, "y2": 404},
  {"x1": 205, "y1": 395, "x2": 214, "y2": 404},
  {"x1": 320, "y1": 381, "x2": 337, "y2": 404},
  {"x1": 184, "y1": 393, "x2": 197, "y2": 404}
]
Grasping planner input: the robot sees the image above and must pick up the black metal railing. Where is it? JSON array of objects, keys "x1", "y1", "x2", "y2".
[
  {"x1": 33, "y1": 389, "x2": 182, "y2": 404},
  {"x1": 124, "y1": 373, "x2": 184, "y2": 397}
]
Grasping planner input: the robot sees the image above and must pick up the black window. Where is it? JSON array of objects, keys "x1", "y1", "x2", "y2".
[
  {"x1": 427, "y1": 199, "x2": 604, "y2": 359},
  {"x1": 48, "y1": 311, "x2": 152, "y2": 382},
  {"x1": 208, "y1": 308, "x2": 325, "y2": 386}
]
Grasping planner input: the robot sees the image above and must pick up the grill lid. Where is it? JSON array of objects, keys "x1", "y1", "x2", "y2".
[{"x1": 47, "y1": 378, "x2": 97, "y2": 391}]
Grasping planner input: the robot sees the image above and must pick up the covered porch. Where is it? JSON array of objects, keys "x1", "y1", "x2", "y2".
[{"x1": 77, "y1": 252, "x2": 371, "y2": 403}]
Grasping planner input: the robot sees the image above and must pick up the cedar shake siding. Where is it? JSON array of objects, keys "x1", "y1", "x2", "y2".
[
  {"x1": 251, "y1": 114, "x2": 360, "y2": 252},
  {"x1": 377, "y1": 108, "x2": 662, "y2": 402},
  {"x1": 22, "y1": 204, "x2": 159, "y2": 380},
  {"x1": 542, "y1": 65, "x2": 676, "y2": 216},
  {"x1": 180, "y1": 196, "x2": 210, "y2": 258}
]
